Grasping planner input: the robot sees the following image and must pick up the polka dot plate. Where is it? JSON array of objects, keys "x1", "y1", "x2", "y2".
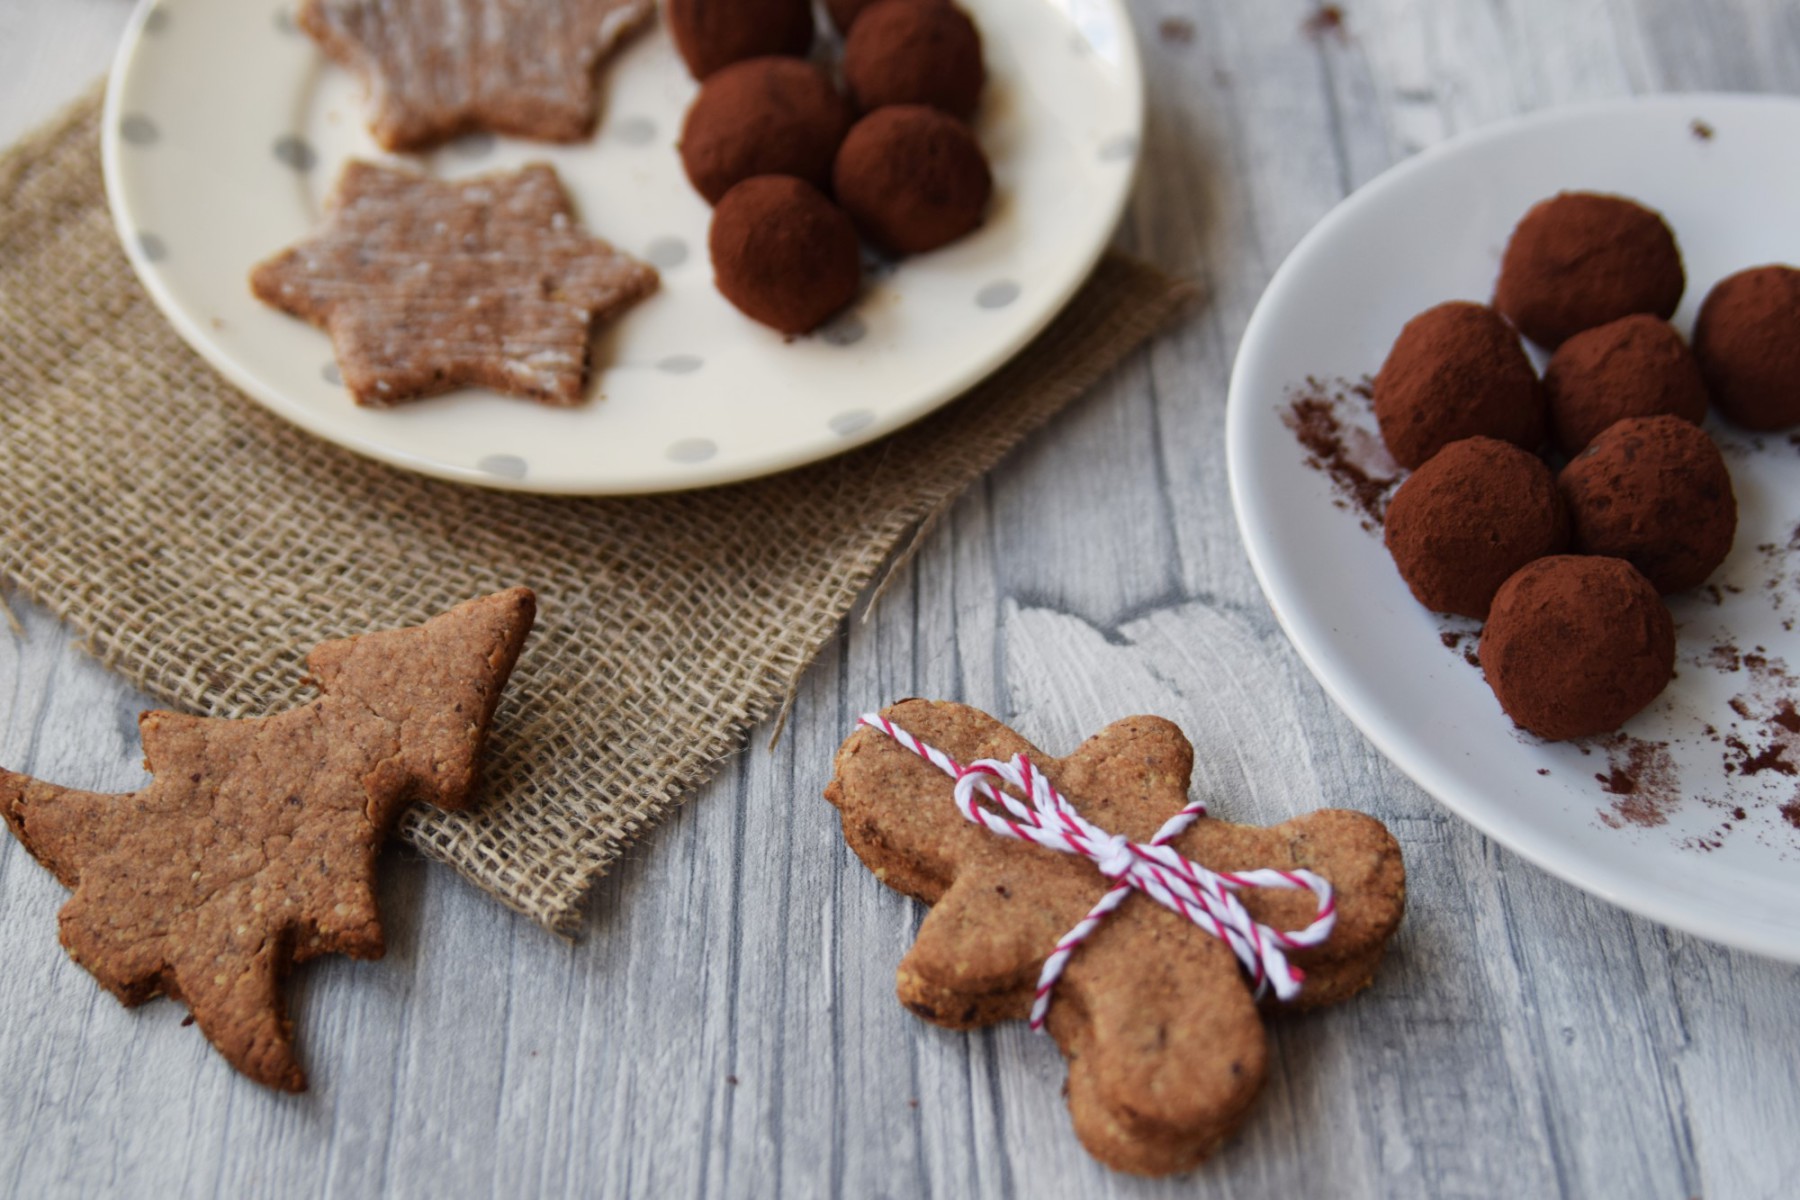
[{"x1": 101, "y1": 0, "x2": 1143, "y2": 494}]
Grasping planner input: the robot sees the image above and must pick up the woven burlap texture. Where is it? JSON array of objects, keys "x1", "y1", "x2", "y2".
[{"x1": 0, "y1": 93, "x2": 1190, "y2": 932}]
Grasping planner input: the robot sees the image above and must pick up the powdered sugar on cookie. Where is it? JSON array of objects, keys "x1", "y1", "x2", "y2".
[
  {"x1": 250, "y1": 162, "x2": 657, "y2": 407},
  {"x1": 301, "y1": 0, "x2": 656, "y2": 150}
]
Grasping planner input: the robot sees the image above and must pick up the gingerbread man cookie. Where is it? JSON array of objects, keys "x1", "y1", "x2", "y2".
[
  {"x1": 0, "y1": 589, "x2": 535, "y2": 1091},
  {"x1": 824, "y1": 699, "x2": 1406, "y2": 1176}
]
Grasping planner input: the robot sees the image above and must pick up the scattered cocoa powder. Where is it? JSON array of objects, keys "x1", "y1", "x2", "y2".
[
  {"x1": 1691, "y1": 119, "x2": 1715, "y2": 141},
  {"x1": 1304, "y1": 5, "x2": 1345, "y2": 37},
  {"x1": 1784, "y1": 799, "x2": 1800, "y2": 830},
  {"x1": 1593, "y1": 734, "x2": 1680, "y2": 829},
  {"x1": 1282, "y1": 378, "x2": 1398, "y2": 532},
  {"x1": 1724, "y1": 735, "x2": 1795, "y2": 777}
]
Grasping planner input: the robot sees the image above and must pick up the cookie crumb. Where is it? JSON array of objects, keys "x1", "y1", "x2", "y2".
[{"x1": 1304, "y1": 5, "x2": 1346, "y2": 37}]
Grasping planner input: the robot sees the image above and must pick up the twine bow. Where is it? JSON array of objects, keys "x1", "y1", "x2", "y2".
[{"x1": 858, "y1": 714, "x2": 1338, "y2": 1029}]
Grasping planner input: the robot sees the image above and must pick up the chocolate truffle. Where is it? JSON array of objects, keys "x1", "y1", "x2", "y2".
[
  {"x1": 1543, "y1": 314, "x2": 1709, "y2": 456},
  {"x1": 680, "y1": 59, "x2": 855, "y2": 205},
  {"x1": 1372, "y1": 301, "x2": 1546, "y2": 469},
  {"x1": 1692, "y1": 265, "x2": 1800, "y2": 431},
  {"x1": 1384, "y1": 437, "x2": 1567, "y2": 619},
  {"x1": 833, "y1": 105, "x2": 991, "y2": 255},
  {"x1": 667, "y1": 0, "x2": 814, "y2": 81},
  {"x1": 709, "y1": 176, "x2": 860, "y2": 334},
  {"x1": 1493, "y1": 192, "x2": 1685, "y2": 348},
  {"x1": 842, "y1": 1, "x2": 984, "y2": 120},
  {"x1": 1479, "y1": 555, "x2": 1675, "y2": 741},
  {"x1": 826, "y1": 0, "x2": 946, "y2": 34},
  {"x1": 1558, "y1": 415, "x2": 1737, "y2": 594}
]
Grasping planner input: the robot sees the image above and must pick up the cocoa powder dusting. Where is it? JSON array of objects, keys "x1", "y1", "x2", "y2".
[
  {"x1": 1304, "y1": 5, "x2": 1345, "y2": 37},
  {"x1": 1282, "y1": 377, "x2": 1398, "y2": 533},
  {"x1": 1593, "y1": 735, "x2": 1679, "y2": 829},
  {"x1": 1158, "y1": 17, "x2": 1194, "y2": 45},
  {"x1": 1691, "y1": 119, "x2": 1715, "y2": 142},
  {"x1": 1676, "y1": 641, "x2": 1800, "y2": 848}
]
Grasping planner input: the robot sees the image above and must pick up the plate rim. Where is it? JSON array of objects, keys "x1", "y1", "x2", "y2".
[
  {"x1": 1226, "y1": 91, "x2": 1800, "y2": 963},
  {"x1": 101, "y1": 0, "x2": 1146, "y2": 496}
]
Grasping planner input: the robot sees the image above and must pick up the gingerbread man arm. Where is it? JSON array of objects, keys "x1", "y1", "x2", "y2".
[{"x1": 1175, "y1": 809, "x2": 1406, "y2": 1009}]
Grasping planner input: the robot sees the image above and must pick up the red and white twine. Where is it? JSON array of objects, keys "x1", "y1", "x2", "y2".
[{"x1": 858, "y1": 713, "x2": 1338, "y2": 1030}]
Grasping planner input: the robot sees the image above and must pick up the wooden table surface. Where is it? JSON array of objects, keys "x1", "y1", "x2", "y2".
[{"x1": 4, "y1": 2, "x2": 1800, "y2": 1197}]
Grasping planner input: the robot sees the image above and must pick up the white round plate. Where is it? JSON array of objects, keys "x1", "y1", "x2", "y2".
[
  {"x1": 102, "y1": 0, "x2": 1142, "y2": 493},
  {"x1": 1229, "y1": 95, "x2": 1800, "y2": 961}
]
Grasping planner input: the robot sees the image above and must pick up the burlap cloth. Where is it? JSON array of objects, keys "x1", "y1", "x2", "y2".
[{"x1": 0, "y1": 92, "x2": 1191, "y2": 932}]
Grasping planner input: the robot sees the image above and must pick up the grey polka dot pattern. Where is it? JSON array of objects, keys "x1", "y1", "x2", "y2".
[
  {"x1": 819, "y1": 314, "x2": 866, "y2": 346},
  {"x1": 667, "y1": 438, "x2": 717, "y2": 464},
  {"x1": 273, "y1": 134, "x2": 317, "y2": 172},
  {"x1": 322, "y1": 362, "x2": 343, "y2": 386},
  {"x1": 137, "y1": 233, "x2": 168, "y2": 263},
  {"x1": 646, "y1": 237, "x2": 688, "y2": 269},
  {"x1": 120, "y1": 115, "x2": 159, "y2": 146},
  {"x1": 977, "y1": 281, "x2": 1021, "y2": 310},
  {"x1": 657, "y1": 354, "x2": 703, "y2": 375},
  {"x1": 616, "y1": 116, "x2": 657, "y2": 146},
  {"x1": 1099, "y1": 134, "x2": 1139, "y2": 163},
  {"x1": 447, "y1": 131, "x2": 497, "y2": 160},
  {"x1": 477, "y1": 454, "x2": 529, "y2": 481},
  {"x1": 829, "y1": 409, "x2": 876, "y2": 437},
  {"x1": 143, "y1": 7, "x2": 170, "y2": 34}
]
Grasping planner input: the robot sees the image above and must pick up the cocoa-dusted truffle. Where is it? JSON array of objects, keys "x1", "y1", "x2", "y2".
[
  {"x1": 1692, "y1": 265, "x2": 1800, "y2": 431},
  {"x1": 842, "y1": 0, "x2": 984, "y2": 120},
  {"x1": 1493, "y1": 192, "x2": 1685, "y2": 348},
  {"x1": 1479, "y1": 556, "x2": 1675, "y2": 741},
  {"x1": 1384, "y1": 437, "x2": 1567, "y2": 619},
  {"x1": 1558, "y1": 415, "x2": 1737, "y2": 594},
  {"x1": 833, "y1": 105, "x2": 991, "y2": 255},
  {"x1": 680, "y1": 59, "x2": 854, "y2": 205},
  {"x1": 666, "y1": 0, "x2": 813, "y2": 81},
  {"x1": 1543, "y1": 314, "x2": 1709, "y2": 456},
  {"x1": 826, "y1": 0, "x2": 946, "y2": 34},
  {"x1": 1372, "y1": 301, "x2": 1546, "y2": 469},
  {"x1": 709, "y1": 176, "x2": 860, "y2": 334}
]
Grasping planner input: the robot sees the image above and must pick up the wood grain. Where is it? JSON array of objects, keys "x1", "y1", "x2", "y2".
[{"x1": 4, "y1": 1, "x2": 1800, "y2": 1197}]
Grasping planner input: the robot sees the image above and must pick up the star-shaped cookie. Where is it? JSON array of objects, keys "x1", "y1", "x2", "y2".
[
  {"x1": 300, "y1": 0, "x2": 656, "y2": 150},
  {"x1": 251, "y1": 162, "x2": 657, "y2": 407},
  {"x1": 0, "y1": 589, "x2": 536, "y2": 1091}
]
